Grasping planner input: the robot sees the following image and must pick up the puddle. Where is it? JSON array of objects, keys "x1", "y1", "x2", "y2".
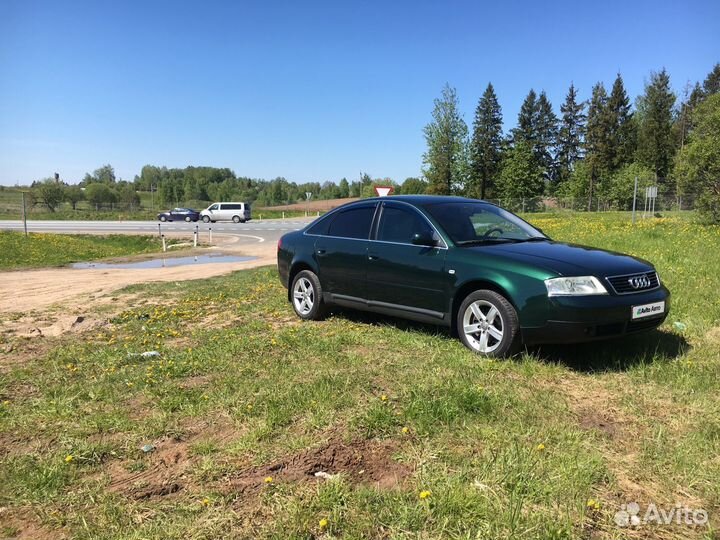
[{"x1": 72, "y1": 253, "x2": 257, "y2": 269}]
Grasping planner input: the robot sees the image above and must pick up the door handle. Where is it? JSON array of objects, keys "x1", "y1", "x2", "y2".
[
  {"x1": 368, "y1": 254, "x2": 378, "y2": 261},
  {"x1": 316, "y1": 249, "x2": 326, "y2": 255}
]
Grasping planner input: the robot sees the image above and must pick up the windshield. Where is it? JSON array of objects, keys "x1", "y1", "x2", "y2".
[{"x1": 422, "y1": 202, "x2": 546, "y2": 245}]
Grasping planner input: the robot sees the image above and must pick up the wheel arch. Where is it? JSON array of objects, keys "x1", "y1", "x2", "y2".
[{"x1": 450, "y1": 279, "x2": 517, "y2": 335}]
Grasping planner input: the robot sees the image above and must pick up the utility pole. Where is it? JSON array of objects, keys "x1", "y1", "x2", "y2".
[{"x1": 21, "y1": 191, "x2": 28, "y2": 237}]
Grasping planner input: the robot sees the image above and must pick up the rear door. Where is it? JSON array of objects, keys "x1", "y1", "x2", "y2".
[
  {"x1": 366, "y1": 202, "x2": 448, "y2": 319},
  {"x1": 312, "y1": 203, "x2": 377, "y2": 303}
]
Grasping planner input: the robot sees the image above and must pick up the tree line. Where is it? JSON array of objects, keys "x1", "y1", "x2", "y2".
[{"x1": 423, "y1": 63, "x2": 720, "y2": 220}]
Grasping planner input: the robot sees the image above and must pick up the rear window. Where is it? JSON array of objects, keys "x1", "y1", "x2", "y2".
[
  {"x1": 327, "y1": 206, "x2": 375, "y2": 239},
  {"x1": 306, "y1": 214, "x2": 332, "y2": 236}
]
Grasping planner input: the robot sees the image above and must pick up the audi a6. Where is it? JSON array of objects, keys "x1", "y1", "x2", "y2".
[{"x1": 277, "y1": 196, "x2": 670, "y2": 357}]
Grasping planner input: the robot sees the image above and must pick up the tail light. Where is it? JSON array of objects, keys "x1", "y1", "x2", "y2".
[{"x1": 277, "y1": 237, "x2": 283, "y2": 250}]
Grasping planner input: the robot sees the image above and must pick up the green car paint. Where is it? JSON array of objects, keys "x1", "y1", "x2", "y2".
[{"x1": 277, "y1": 195, "x2": 670, "y2": 346}]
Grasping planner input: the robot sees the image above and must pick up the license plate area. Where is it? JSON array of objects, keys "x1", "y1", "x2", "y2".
[{"x1": 631, "y1": 301, "x2": 665, "y2": 320}]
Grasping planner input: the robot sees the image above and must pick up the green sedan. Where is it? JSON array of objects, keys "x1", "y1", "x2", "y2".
[{"x1": 277, "y1": 196, "x2": 669, "y2": 357}]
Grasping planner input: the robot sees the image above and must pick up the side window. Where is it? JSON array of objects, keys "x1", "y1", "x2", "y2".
[
  {"x1": 208, "y1": 204, "x2": 219, "y2": 211},
  {"x1": 377, "y1": 205, "x2": 432, "y2": 244},
  {"x1": 306, "y1": 214, "x2": 332, "y2": 236},
  {"x1": 327, "y1": 206, "x2": 375, "y2": 239}
]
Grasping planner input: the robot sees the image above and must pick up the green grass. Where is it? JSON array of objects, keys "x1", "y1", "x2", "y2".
[
  {"x1": 0, "y1": 232, "x2": 170, "y2": 269},
  {"x1": 0, "y1": 213, "x2": 719, "y2": 539}
]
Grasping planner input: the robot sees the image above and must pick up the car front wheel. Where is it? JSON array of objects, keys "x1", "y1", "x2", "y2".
[
  {"x1": 202, "y1": 216, "x2": 210, "y2": 223},
  {"x1": 291, "y1": 270, "x2": 326, "y2": 320},
  {"x1": 457, "y1": 290, "x2": 520, "y2": 357}
]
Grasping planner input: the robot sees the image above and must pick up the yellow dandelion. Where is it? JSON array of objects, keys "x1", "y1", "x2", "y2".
[
  {"x1": 202, "y1": 497, "x2": 210, "y2": 506},
  {"x1": 264, "y1": 476, "x2": 273, "y2": 484},
  {"x1": 318, "y1": 518, "x2": 328, "y2": 529},
  {"x1": 65, "y1": 454, "x2": 74, "y2": 463},
  {"x1": 536, "y1": 443, "x2": 545, "y2": 452},
  {"x1": 380, "y1": 394, "x2": 388, "y2": 402},
  {"x1": 419, "y1": 490, "x2": 431, "y2": 499},
  {"x1": 401, "y1": 427, "x2": 410, "y2": 434}
]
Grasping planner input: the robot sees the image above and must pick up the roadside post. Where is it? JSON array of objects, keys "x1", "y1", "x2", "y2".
[
  {"x1": 209, "y1": 226, "x2": 212, "y2": 244},
  {"x1": 157, "y1": 223, "x2": 161, "y2": 238},
  {"x1": 161, "y1": 234, "x2": 167, "y2": 252},
  {"x1": 305, "y1": 192, "x2": 312, "y2": 217},
  {"x1": 194, "y1": 225, "x2": 198, "y2": 248},
  {"x1": 632, "y1": 176, "x2": 638, "y2": 225},
  {"x1": 21, "y1": 191, "x2": 28, "y2": 237}
]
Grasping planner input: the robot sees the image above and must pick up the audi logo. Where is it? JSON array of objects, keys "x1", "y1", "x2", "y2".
[{"x1": 628, "y1": 275, "x2": 651, "y2": 289}]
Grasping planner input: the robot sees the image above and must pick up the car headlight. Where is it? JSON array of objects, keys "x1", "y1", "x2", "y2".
[{"x1": 544, "y1": 276, "x2": 608, "y2": 296}]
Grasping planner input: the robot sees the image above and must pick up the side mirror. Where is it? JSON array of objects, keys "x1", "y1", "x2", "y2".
[{"x1": 412, "y1": 232, "x2": 437, "y2": 247}]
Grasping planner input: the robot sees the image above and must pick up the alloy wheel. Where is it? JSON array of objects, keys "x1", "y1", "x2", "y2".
[
  {"x1": 293, "y1": 277, "x2": 314, "y2": 315},
  {"x1": 462, "y1": 299, "x2": 504, "y2": 353}
]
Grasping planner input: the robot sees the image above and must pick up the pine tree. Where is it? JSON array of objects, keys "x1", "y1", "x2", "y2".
[
  {"x1": 422, "y1": 84, "x2": 469, "y2": 194},
  {"x1": 607, "y1": 74, "x2": 635, "y2": 171},
  {"x1": 511, "y1": 89, "x2": 538, "y2": 145},
  {"x1": 470, "y1": 83, "x2": 503, "y2": 199},
  {"x1": 535, "y1": 91, "x2": 559, "y2": 180},
  {"x1": 556, "y1": 83, "x2": 586, "y2": 189},
  {"x1": 702, "y1": 63, "x2": 720, "y2": 96},
  {"x1": 584, "y1": 82, "x2": 612, "y2": 208},
  {"x1": 636, "y1": 69, "x2": 676, "y2": 179}
]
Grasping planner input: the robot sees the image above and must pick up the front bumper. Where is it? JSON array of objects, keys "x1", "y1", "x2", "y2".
[{"x1": 521, "y1": 285, "x2": 670, "y2": 345}]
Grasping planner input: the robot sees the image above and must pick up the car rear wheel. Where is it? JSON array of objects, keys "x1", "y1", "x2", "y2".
[
  {"x1": 202, "y1": 216, "x2": 210, "y2": 223},
  {"x1": 232, "y1": 215, "x2": 241, "y2": 223},
  {"x1": 457, "y1": 290, "x2": 520, "y2": 357},
  {"x1": 291, "y1": 270, "x2": 326, "y2": 320},
  {"x1": 159, "y1": 215, "x2": 167, "y2": 222}
]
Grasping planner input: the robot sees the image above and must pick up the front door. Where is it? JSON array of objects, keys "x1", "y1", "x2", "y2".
[{"x1": 367, "y1": 202, "x2": 448, "y2": 318}]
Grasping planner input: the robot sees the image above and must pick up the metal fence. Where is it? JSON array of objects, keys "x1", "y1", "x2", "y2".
[{"x1": 484, "y1": 192, "x2": 700, "y2": 214}]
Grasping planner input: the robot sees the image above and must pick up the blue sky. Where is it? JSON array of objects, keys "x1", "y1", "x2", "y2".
[{"x1": 1, "y1": 0, "x2": 718, "y2": 186}]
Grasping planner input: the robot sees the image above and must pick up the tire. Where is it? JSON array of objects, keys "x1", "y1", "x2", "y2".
[
  {"x1": 159, "y1": 215, "x2": 167, "y2": 222},
  {"x1": 185, "y1": 216, "x2": 191, "y2": 222},
  {"x1": 232, "y1": 215, "x2": 241, "y2": 223},
  {"x1": 240, "y1": 219, "x2": 246, "y2": 223},
  {"x1": 457, "y1": 290, "x2": 520, "y2": 357},
  {"x1": 202, "y1": 216, "x2": 210, "y2": 223},
  {"x1": 290, "y1": 270, "x2": 326, "y2": 321}
]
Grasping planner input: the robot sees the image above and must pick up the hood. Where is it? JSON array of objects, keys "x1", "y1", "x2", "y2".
[{"x1": 468, "y1": 240, "x2": 654, "y2": 277}]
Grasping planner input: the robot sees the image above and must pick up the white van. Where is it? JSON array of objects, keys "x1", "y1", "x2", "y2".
[{"x1": 200, "y1": 202, "x2": 252, "y2": 223}]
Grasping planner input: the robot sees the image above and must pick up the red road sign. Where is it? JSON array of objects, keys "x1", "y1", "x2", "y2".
[{"x1": 374, "y1": 186, "x2": 394, "y2": 197}]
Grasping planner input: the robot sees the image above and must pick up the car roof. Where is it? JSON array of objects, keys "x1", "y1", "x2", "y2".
[{"x1": 357, "y1": 195, "x2": 487, "y2": 205}]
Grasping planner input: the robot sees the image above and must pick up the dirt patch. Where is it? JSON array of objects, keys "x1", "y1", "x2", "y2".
[
  {"x1": 105, "y1": 418, "x2": 241, "y2": 500},
  {"x1": 0, "y1": 508, "x2": 65, "y2": 540},
  {"x1": 0, "y1": 235, "x2": 276, "y2": 316},
  {"x1": 227, "y1": 437, "x2": 409, "y2": 498},
  {"x1": 576, "y1": 406, "x2": 623, "y2": 440},
  {"x1": 705, "y1": 326, "x2": 720, "y2": 344}
]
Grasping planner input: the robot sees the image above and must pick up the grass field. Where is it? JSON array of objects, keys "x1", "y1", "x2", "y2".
[
  {"x1": 0, "y1": 213, "x2": 719, "y2": 539},
  {"x1": 0, "y1": 232, "x2": 169, "y2": 270}
]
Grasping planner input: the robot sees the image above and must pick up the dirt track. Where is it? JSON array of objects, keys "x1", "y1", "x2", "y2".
[{"x1": 0, "y1": 235, "x2": 276, "y2": 315}]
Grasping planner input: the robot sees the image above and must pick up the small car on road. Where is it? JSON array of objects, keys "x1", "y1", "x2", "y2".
[
  {"x1": 277, "y1": 196, "x2": 670, "y2": 357},
  {"x1": 157, "y1": 208, "x2": 200, "y2": 222}
]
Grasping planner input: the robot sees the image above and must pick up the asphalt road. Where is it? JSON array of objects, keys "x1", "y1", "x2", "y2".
[{"x1": 0, "y1": 219, "x2": 312, "y2": 245}]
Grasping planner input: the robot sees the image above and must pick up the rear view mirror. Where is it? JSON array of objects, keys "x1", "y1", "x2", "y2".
[{"x1": 412, "y1": 232, "x2": 437, "y2": 247}]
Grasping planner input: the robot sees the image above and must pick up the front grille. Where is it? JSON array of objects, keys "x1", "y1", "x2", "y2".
[{"x1": 606, "y1": 272, "x2": 660, "y2": 295}]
